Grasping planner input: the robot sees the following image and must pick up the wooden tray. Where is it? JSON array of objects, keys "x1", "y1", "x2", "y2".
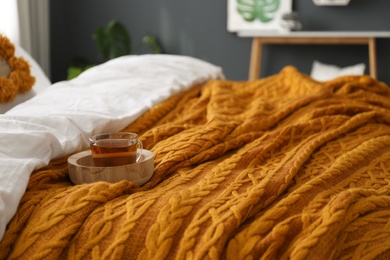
[{"x1": 68, "y1": 149, "x2": 154, "y2": 186}]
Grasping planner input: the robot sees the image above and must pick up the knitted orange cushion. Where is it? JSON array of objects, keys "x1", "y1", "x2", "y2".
[{"x1": 0, "y1": 34, "x2": 35, "y2": 103}]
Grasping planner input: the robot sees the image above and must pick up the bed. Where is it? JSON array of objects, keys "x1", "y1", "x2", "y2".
[{"x1": 0, "y1": 48, "x2": 390, "y2": 259}]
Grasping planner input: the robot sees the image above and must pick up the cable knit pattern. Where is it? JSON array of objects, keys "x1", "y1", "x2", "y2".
[{"x1": 1, "y1": 66, "x2": 390, "y2": 259}]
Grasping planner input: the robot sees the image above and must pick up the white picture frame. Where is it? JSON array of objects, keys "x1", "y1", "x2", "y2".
[{"x1": 227, "y1": 0, "x2": 293, "y2": 32}]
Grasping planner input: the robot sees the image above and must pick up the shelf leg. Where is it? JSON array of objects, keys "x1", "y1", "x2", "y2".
[
  {"x1": 249, "y1": 38, "x2": 262, "y2": 81},
  {"x1": 368, "y1": 37, "x2": 377, "y2": 79}
]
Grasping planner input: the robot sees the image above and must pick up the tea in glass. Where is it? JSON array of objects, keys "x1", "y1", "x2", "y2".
[{"x1": 89, "y1": 132, "x2": 143, "y2": 167}]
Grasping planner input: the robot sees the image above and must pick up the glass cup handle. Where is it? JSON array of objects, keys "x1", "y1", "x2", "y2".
[{"x1": 136, "y1": 140, "x2": 143, "y2": 162}]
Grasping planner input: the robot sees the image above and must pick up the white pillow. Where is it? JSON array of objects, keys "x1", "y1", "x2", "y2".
[
  {"x1": 310, "y1": 60, "x2": 365, "y2": 81},
  {"x1": 0, "y1": 44, "x2": 51, "y2": 113}
]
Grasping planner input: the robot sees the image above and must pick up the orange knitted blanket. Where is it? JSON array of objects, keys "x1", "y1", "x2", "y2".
[{"x1": 1, "y1": 67, "x2": 390, "y2": 259}]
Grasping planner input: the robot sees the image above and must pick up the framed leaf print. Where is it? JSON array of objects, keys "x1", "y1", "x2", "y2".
[{"x1": 227, "y1": 0, "x2": 292, "y2": 32}]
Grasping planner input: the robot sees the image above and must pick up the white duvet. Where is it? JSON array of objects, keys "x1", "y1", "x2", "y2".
[{"x1": 0, "y1": 54, "x2": 224, "y2": 241}]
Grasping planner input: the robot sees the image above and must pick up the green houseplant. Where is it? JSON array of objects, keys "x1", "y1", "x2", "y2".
[
  {"x1": 67, "y1": 20, "x2": 162, "y2": 80},
  {"x1": 93, "y1": 20, "x2": 132, "y2": 62}
]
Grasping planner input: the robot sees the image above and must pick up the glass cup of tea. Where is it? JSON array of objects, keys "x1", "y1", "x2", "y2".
[{"x1": 89, "y1": 132, "x2": 143, "y2": 167}]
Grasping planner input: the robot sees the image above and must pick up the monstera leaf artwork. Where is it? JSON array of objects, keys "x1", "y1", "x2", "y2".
[
  {"x1": 227, "y1": 0, "x2": 292, "y2": 32},
  {"x1": 236, "y1": 0, "x2": 280, "y2": 23}
]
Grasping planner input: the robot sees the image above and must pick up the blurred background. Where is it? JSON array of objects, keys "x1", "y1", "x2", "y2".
[{"x1": 5, "y1": 0, "x2": 390, "y2": 84}]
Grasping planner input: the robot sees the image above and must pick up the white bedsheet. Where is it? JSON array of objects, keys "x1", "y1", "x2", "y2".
[{"x1": 0, "y1": 54, "x2": 224, "y2": 241}]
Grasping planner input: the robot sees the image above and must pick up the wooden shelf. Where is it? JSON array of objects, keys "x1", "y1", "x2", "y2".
[
  {"x1": 238, "y1": 31, "x2": 390, "y2": 38},
  {"x1": 238, "y1": 31, "x2": 390, "y2": 80}
]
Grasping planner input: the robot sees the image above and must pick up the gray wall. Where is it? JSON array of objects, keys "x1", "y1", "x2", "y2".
[{"x1": 50, "y1": 0, "x2": 390, "y2": 85}]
